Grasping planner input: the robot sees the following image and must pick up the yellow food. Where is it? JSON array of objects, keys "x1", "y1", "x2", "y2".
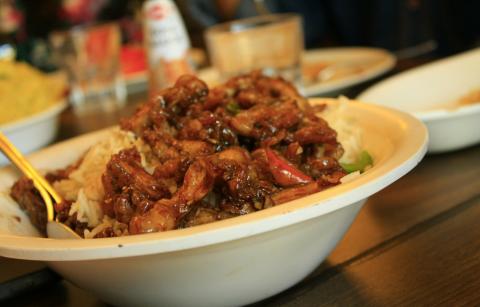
[{"x1": 0, "y1": 61, "x2": 66, "y2": 126}]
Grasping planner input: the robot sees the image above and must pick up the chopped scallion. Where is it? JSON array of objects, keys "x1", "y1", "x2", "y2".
[{"x1": 340, "y1": 151, "x2": 373, "y2": 173}]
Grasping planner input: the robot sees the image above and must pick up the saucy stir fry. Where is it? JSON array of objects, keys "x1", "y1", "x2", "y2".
[{"x1": 11, "y1": 72, "x2": 350, "y2": 238}]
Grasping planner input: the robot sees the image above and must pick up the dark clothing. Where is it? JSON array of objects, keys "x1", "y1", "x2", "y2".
[{"x1": 179, "y1": 0, "x2": 480, "y2": 56}]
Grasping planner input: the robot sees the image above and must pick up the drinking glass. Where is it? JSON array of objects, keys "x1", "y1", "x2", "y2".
[
  {"x1": 205, "y1": 14, "x2": 304, "y2": 87},
  {"x1": 50, "y1": 22, "x2": 126, "y2": 111}
]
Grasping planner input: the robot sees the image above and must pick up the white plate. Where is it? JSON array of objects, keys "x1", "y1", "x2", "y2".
[
  {"x1": 301, "y1": 47, "x2": 396, "y2": 96},
  {"x1": 358, "y1": 48, "x2": 480, "y2": 153},
  {"x1": 0, "y1": 99, "x2": 427, "y2": 307},
  {"x1": 0, "y1": 101, "x2": 68, "y2": 165},
  {"x1": 197, "y1": 47, "x2": 396, "y2": 97}
]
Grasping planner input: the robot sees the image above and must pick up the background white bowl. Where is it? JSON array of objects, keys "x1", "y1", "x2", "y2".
[
  {"x1": 0, "y1": 101, "x2": 68, "y2": 165},
  {"x1": 0, "y1": 99, "x2": 427, "y2": 307},
  {"x1": 358, "y1": 48, "x2": 480, "y2": 153}
]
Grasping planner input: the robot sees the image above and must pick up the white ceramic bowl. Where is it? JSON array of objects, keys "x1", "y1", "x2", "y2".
[
  {"x1": 0, "y1": 101, "x2": 68, "y2": 164},
  {"x1": 0, "y1": 99, "x2": 427, "y2": 307},
  {"x1": 358, "y1": 48, "x2": 480, "y2": 153}
]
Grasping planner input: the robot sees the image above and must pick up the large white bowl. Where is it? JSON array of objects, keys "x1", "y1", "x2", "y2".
[
  {"x1": 0, "y1": 99, "x2": 427, "y2": 307},
  {"x1": 0, "y1": 101, "x2": 68, "y2": 164},
  {"x1": 358, "y1": 48, "x2": 480, "y2": 153}
]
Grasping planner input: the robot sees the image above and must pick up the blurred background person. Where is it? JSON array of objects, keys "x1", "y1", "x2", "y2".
[{"x1": 178, "y1": 0, "x2": 480, "y2": 57}]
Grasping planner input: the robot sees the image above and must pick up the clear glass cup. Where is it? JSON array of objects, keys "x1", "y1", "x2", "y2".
[
  {"x1": 205, "y1": 13, "x2": 304, "y2": 87},
  {"x1": 50, "y1": 22, "x2": 127, "y2": 111}
]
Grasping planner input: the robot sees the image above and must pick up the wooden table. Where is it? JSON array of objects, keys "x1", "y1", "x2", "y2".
[{"x1": 2, "y1": 58, "x2": 480, "y2": 306}]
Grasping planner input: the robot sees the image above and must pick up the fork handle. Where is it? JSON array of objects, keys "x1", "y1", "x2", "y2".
[{"x1": 0, "y1": 132, "x2": 58, "y2": 221}]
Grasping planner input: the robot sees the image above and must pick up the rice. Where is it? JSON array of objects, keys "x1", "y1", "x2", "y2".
[
  {"x1": 317, "y1": 96, "x2": 364, "y2": 164},
  {"x1": 84, "y1": 216, "x2": 129, "y2": 239},
  {"x1": 53, "y1": 128, "x2": 144, "y2": 230}
]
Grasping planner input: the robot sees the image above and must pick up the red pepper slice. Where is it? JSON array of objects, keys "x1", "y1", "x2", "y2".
[{"x1": 265, "y1": 147, "x2": 313, "y2": 187}]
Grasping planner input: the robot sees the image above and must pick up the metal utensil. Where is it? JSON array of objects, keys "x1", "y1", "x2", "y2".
[{"x1": 0, "y1": 132, "x2": 81, "y2": 239}]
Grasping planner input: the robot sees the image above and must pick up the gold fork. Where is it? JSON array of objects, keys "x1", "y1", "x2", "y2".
[{"x1": 0, "y1": 132, "x2": 80, "y2": 239}]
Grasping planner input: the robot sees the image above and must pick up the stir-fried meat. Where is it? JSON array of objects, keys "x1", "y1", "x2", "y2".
[
  {"x1": 129, "y1": 158, "x2": 215, "y2": 234},
  {"x1": 10, "y1": 178, "x2": 47, "y2": 234},
  {"x1": 120, "y1": 75, "x2": 208, "y2": 139},
  {"x1": 177, "y1": 111, "x2": 238, "y2": 151},
  {"x1": 305, "y1": 156, "x2": 346, "y2": 187},
  {"x1": 128, "y1": 147, "x2": 273, "y2": 234},
  {"x1": 230, "y1": 100, "x2": 302, "y2": 140},
  {"x1": 162, "y1": 74, "x2": 209, "y2": 116},
  {"x1": 102, "y1": 148, "x2": 171, "y2": 221},
  {"x1": 117, "y1": 73, "x2": 346, "y2": 235},
  {"x1": 271, "y1": 182, "x2": 321, "y2": 205},
  {"x1": 223, "y1": 70, "x2": 303, "y2": 101},
  {"x1": 11, "y1": 72, "x2": 348, "y2": 237},
  {"x1": 211, "y1": 147, "x2": 276, "y2": 209},
  {"x1": 203, "y1": 70, "x2": 305, "y2": 111},
  {"x1": 296, "y1": 113, "x2": 344, "y2": 159}
]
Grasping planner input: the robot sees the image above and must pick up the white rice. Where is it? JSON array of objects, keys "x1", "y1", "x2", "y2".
[
  {"x1": 53, "y1": 128, "x2": 148, "y2": 232},
  {"x1": 317, "y1": 96, "x2": 364, "y2": 164},
  {"x1": 84, "y1": 215, "x2": 129, "y2": 239}
]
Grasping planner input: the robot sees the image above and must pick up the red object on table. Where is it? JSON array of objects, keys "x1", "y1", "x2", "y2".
[{"x1": 120, "y1": 44, "x2": 147, "y2": 77}]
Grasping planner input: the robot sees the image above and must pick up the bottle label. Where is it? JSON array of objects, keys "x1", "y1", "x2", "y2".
[
  {"x1": 144, "y1": 0, "x2": 190, "y2": 63},
  {"x1": 144, "y1": 0, "x2": 192, "y2": 92}
]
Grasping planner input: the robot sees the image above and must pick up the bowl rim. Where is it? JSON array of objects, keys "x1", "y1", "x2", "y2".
[
  {"x1": 204, "y1": 13, "x2": 301, "y2": 35},
  {"x1": 0, "y1": 99, "x2": 428, "y2": 261},
  {"x1": 0, "y1": 100, "x2": 68, "y2": 133},
  {"x1": 357, "y1": 48, "x2": 480, "y2": 122},
  {"x1": 413, "y1": 102, "x2": 480, "y2": 122}
]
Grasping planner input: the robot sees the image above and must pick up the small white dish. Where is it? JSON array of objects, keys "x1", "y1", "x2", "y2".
[
  {"x1": 358, "y1": 48, "x2": 480, "y2": 153},
  {"x1": 0, "y1": 99, "x2": 427, "y2": 307},
  {"x1": 301, "y1": 47, "x2": 396, "y2": 96},
  {"x1": 0, "y1": 101, "x2": 68, "y2": 165}
]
